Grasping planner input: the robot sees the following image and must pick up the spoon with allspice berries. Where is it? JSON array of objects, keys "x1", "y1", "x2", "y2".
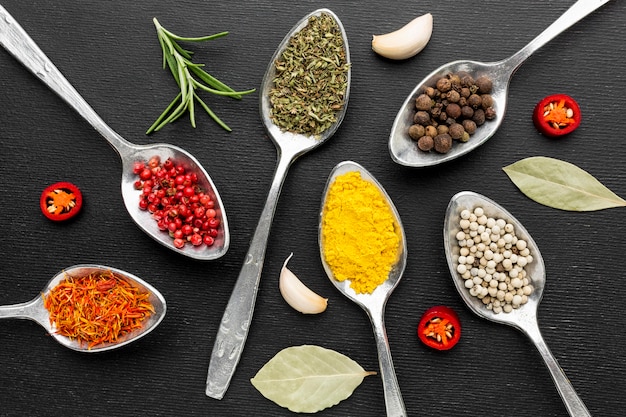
[{"x1": 389, "y1": 0, "x2": 610, "y2": 168}]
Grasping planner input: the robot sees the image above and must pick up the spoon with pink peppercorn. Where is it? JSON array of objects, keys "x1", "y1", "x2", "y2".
[
  {"x1": 0, "y1": 5, "x2": 229, "y2": 260},
  {"x1": 389, "y1": 0, "x2": 610, "y2": 168},
  {"x1": 444, "y1": 191, "x2": 591, "y2": 417}
]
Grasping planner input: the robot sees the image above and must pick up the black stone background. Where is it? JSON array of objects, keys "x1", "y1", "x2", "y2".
[{"x1": 0, "y1": 1, "x2": 623, "y2": 416}]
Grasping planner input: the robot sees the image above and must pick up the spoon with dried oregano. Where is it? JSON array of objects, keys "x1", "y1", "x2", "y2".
[{"x1": 206, "y1": 8, "x2": 351, "y2": 400}]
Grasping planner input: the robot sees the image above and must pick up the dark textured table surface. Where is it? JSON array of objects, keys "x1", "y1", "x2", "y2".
[{"x1": 0, "y1": 1, "x2": 624, "y2": 416}]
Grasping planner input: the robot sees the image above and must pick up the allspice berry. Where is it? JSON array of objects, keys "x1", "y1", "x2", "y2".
[
  {"x1": 473, "y1": 108, "x2": 486, "y2": 125},
  {"x1": 461, "y1": 105, "x2": 474, "y2": 119},
  {"x1": 446, "y1": 90, "x2": 461, "y2": 103},
  {"x1": 462, "y1": 119, "x2": 477, "y2": 135},
  {"x1": 409, "y1": 124, "x2": 425, "y2": 140},
  {"x1": 481, "y1": 94, "x2": 495, "y2": 109},
  {"x1": 433, "y1": 133, "x2": 452, "y2": 153},
  {"x1": 475, "y1": 76, "x2": 493, "y2": 94},
  {"x1": 414, "y1": 110, "x2": 431, "y2": 126},
  {"x1": 445, "y1": 103, "x2": 462, "y2": 119},
  {"x1": 425, "y1": 125, "x2": 438, "y2": 137},
  {"x1": 417, "y1": 135, "x2": 434, "y2": 152},
  {"x1": 467, "y1": 94, "x2": 483, "y2": 109},
  {"x1": 436, "y1": 77, "x2": 452, "y2": 93},
  {"x1": 415, "y1": 94, "x2": 433, "y2": 111},
  {"x1": 448, "y1": 123, "x2": 465, "y2": 140}
]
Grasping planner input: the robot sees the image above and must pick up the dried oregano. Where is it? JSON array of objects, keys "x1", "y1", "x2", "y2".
[{"x1": 269, "y1": 13, "x2": 350, "y2": 137}]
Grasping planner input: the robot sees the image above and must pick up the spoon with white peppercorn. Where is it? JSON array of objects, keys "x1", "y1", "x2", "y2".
[
  {"x1": 389, "y1": 0, "x2": 610, "y2": 167},
  {"x1": 444, "y1": 191, "x2": 591, "y2": 417}
]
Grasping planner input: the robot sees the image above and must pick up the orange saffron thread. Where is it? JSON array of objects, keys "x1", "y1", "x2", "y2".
[{"x1": 43, "y1": 271, "x2": 154, "y2": 349}]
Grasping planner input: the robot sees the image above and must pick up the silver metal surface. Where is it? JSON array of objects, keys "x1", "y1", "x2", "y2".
[
  {"x1": 389, "y1": 0, "x2": 611, "y2": 167},
  {"x1": 205, "y1": 8, "x2": 351, "y2": 399},
  {"x1": 0, "y1": 5, "x2": 229, "y2": 260},
  {"x1": 444, "y1": 191, "x2": 591, "y2": 417},
  {"x1": 319, "y1": 161, "x2": 408, "y2": 417},
  {"x1": 0, "y1": 264, "x2": 166, "y2": 353}
]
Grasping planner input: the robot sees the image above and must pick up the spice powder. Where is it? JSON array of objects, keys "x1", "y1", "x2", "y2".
[{"x1": 322, "y1": 171, "x2": 401, "y2": 294}]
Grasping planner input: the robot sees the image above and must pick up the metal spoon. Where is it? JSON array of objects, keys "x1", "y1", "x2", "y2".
[
  {"x1": 0, "y1": 264, "x2": 166, "y2": 353},
  {"x1": 389, "y1": 0, "x2": 610, "y2": 168},
  {"x1": 0, "y1": 5, "x2": 229, "y2": 260},
  {"x1": 205, "y1": 8, "x2": 351, "y2": 399},
  {"x1": 443, "y1": 191, "x2": 591, "y2": 417},
  {"x1": 319, "y1": 161, "x2": 407, "y2": 417}
]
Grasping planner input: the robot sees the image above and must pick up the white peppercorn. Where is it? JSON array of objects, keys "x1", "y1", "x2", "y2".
[{"x1": 454, "y1": 206, "x2": 534, "y2": 313}]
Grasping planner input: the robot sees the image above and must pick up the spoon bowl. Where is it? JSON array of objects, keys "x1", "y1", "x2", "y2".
[
  {"x1": 0, "y1": 5, "x2": 229, "y2": 260},
  {"x1": 443, "y1": 191, "x2": 590, "y2": 417},
  {"x1": 206, "y1": 8, "x2": 351, "y2": 399},
  {"x1": 389, "y1": 0, "x2": 610, "y2": 168},
  {"x1": 0, "y1": 264, "x2": 166, "y2": 353},
  {"x1": 320, "y1": 161, "x2": 408, "y2": 417}
]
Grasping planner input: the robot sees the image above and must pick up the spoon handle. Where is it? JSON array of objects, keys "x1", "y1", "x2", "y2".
[
  {"x1": 0, "y1": 5, "x2": 131, "y2": 153},
  {"x1": 524, "y1": 320, "x2": 592, "y2": 417},
  {"x1": 0, "y1": 297, "x2": 49, "y2": 329},
  {"x1": 505, "y1": 0, "x2": 610, "y2": 71},
  {"x1": 206, "y1": 152, "x2": 293, "y2": 399},
  {"x1": 369, "y1": 308, "x2": 407, "y2": 417}
]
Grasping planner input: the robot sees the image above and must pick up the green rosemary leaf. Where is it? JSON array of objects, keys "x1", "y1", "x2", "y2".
[
  {"x1": 146, "y1": 93, "x2": 182, "y2": 134},
  {"x1": 503, "y1": 156, "x2": 626, "y2": 211},
  {"x1": 148, "y1": 18, "x2": 255, "y2": 134},
  {"x1": 194, "y1": 93, "x2": 232, "y2": 132},
  {"x1": 192, "y1": 79, "x2": 255, "y2": 97},
  {"x1": 188, "y1": 64, "x2": 238, "y2": 95},
  {"x1": 170, "y1": 41, "x2": 194, "y2": 60},
  {"x1": 153, "y1": 96, "x2": 189, "y2": 132},
  {"x1": 164, "y1": 53, "x2": 179, "y2": 85},
  {"x1": 188, "y1": 93, "x2": 196, "y2": 128},
  {"x1": 164, "y1": 30, "x2": 229, "y2": 43}
]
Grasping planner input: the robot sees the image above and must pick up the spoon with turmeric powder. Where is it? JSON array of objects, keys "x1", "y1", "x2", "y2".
[
  {"x1": 319, "y1": 161, "x2": 408, "y2": 417},
  {"x1": 0, "y1": 264, "x2": 166, "y2": 353},
  {"x1": 389, "y1": 0, "x2": 610, "y2": 167}
]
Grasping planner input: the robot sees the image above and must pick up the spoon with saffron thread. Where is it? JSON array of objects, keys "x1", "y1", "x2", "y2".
[
  {"x1": 444, "y1": 191, "x2": 591, "y2": 417},
  {"x1": 0, "y1": 5, "x2": 229, "y2": 260},
  {"x1": 319, "y1": 161, "x2": 408, "y2": 417},
  {"x1": 205, "y1": 8, "x2": 351, "y2": 399},
  {"x1": 389, "y1": 0, "x2": 610, "y2": 168},
  {"x1": 0, "y1": 264, "x2": 166, "y2": 353}
]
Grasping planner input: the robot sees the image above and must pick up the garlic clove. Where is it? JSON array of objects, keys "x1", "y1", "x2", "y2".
[
  {"x1": 279, "y1": 253, "x2": 328, "y2": 314},
  {"x1": 372, "y1": 13, "x2": 433, "y2": 60}
]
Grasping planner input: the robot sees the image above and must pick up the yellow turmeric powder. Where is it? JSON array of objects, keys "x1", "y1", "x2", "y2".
[{"x1": 321, "y1": 171, "x2": 401, "y2": 294}]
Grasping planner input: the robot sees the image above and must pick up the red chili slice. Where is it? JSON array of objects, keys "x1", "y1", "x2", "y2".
[
  {"x1": 40, "y1": 182, "x2": 83, "y2": 221},
  {"x1": 417, "y1": 305, "x2": 461, "y2": 351},
  {"x1": 532, "y1": 93, "x2": 581, "y2": 137}
]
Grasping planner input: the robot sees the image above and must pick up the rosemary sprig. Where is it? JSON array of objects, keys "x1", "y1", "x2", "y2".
[{"x1": 147, "y1": 18, "x2": 256, "y2": 134}]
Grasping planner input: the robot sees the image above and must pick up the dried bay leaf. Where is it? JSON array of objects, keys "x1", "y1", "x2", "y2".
[
  {"x1": 503, "y1": 156, "x2": 626, "y2": 211},
  {"x1": 250, "y1": 345, "x2": 376, "y2": 413}
]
